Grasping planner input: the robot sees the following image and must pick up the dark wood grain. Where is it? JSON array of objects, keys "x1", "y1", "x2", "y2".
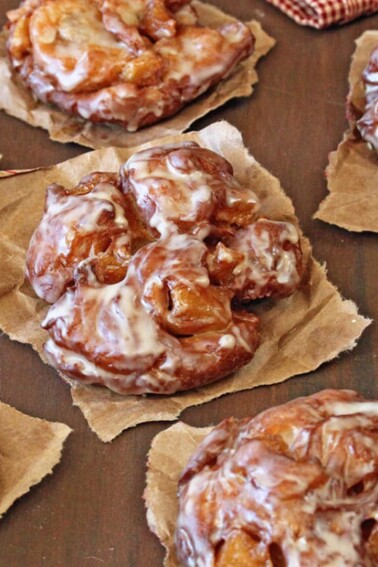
[{"x1": 0, "y1": 1, "x2": 377, "y2": 565}]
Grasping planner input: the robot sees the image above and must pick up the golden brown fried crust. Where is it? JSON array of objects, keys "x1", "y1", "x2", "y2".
[
  {"x1": 26, "y1": 143, "x2": 302, "y2": 395},
  {"x1": 176, "y1": 389, "x2": 378, "y2": 566},
  {"x1": 6, "y1": 0, "x2": 254, "y2": 130}
]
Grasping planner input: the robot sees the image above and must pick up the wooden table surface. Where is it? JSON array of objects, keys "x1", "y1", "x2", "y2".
[{"x1": 0, "y1": 1, "x2": 377, "y2": 565}]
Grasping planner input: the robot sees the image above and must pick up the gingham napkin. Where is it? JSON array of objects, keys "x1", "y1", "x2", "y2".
[{"x1": 265, "y1": 0, "x2": 378, "y2": 29}]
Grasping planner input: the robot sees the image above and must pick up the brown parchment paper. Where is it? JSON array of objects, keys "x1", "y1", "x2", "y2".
[
  {"x1": 0, "y1": 400, "x2": 72, "y2": 518},
  {"x1": 145, "y1": 422, "x2": 211, "y2": 567},
  {"x1": 0, "y1": 168, "x2": 29, "y2": 177},
  {"x1": 0, "y1": 2, "x2": 274, "y2": 150},
  {"x1": 314, "y1": 31, "x2": 378, "y2": 232},
  {"x1": 0, "y1": 121, "x2": 370, "y2": 442}
]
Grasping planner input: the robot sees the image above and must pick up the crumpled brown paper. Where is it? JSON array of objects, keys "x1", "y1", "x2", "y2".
[
  {"x1": 314, "y1": 31, "x2": 378, "y2": 232},
  {"x1": 0, "y1": 2, "x2": 274, "y2": 149},
  {"x1": 0, "y1": 121, "x2": 370, "y2": 442},
  {"x1": 145, "y1": 422, "x2": 210, "y2": 567},
  {"x1": 0, "y1": 400, "x2": 72, "y2": 518},
  {"x1": 0, "y1": 168, "x2": 27, "y2": 177}
]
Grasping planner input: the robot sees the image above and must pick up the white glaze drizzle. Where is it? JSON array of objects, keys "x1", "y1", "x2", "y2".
[{"x1": 230, "y1": 219, "x2": 300, "y2": 295}]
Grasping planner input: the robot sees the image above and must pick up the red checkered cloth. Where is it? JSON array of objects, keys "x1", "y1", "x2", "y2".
[{"x1": 265, "y1": 0, "x2": 378, "y2": 29}]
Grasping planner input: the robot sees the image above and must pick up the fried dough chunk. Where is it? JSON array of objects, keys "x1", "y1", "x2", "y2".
[
  {"x1": 121, "y1": 142, "x2": 260, "y2": 237},
  {"x1": 25, "y1": 172, "x2": 146, "y2": 303},
  {"x1": 6, "y1": 0, "x2": 254, "y2": 130},
  {"x1": 96, "y1": 0, "x2": 196, "y2": 54},
  {"x1": 207, "y1": 218, "x2": 303, "y2": 300},
  {"x1": 176, "y1": 389, "x2": 378, "y2": 566}
]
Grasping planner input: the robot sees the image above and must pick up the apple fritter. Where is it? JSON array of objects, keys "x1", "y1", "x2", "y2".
[
  {"x1": 357, "y1": 44, "x2": 378, "y2": 150},
  {"x1": 26, "y1": 143, "x2": 303, "y2": 395},
  {"x1": 6, "y1": 0, "x2": 254, "y2": 131},
  {"x1": 176, "y1": 390, "x2": 378, "y2": 566}
]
